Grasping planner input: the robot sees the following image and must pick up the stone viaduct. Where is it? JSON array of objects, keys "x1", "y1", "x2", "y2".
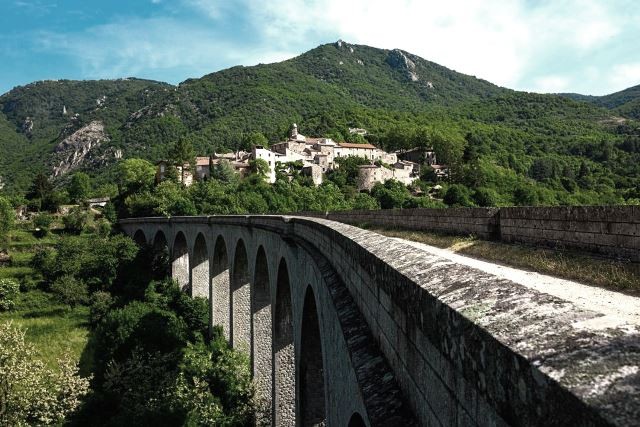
[{"x1": 119, "y1": 215, "x2": 640, "y2": 427}]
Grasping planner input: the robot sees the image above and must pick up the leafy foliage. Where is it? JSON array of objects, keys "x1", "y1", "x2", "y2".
[
  {"x1": 0, "y1": 41, "x2": 639, "y2": 207},
  {"x1": 0, "y1": 321, "x2": 90, "y2": 425},
  {"x1": 0, "y1": 279, "x2": 19, "y2": 311}
]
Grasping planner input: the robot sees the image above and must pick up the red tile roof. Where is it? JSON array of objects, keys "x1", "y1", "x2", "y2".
[
  {"x1": 196, "y1": 157, "x2": 210, "y2": 166},
  {"x1": 338, "y1": 143, "x2": 377, "y2": 149}
]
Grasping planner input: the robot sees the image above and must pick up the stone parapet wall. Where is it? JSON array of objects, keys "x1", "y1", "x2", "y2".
[
  {"x1": 500, "y1": 206, "x2": 639, "y2": 261},
  {"x1": 299, "y1": 206, "x2": 640, "y2": 261}
]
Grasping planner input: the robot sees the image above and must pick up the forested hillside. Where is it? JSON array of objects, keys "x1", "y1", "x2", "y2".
[{"x1": 1, "y1": 40, "x2": 639, "y2": 205}]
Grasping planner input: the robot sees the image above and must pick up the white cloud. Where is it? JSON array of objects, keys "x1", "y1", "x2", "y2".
[
  {"x1": 19, "y1": 0, "x2": 640, "y2": 94},
  {"x1": 233, "y1": 0, "x2": 636, "y2": 91},
  {"x1": 609, "y1": 62, "x2": 640, "y2": 91},
  {"x1": 530, "y1": 75, "x2": 572, "y2": 93}
]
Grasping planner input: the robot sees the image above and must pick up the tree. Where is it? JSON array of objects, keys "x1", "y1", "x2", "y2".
[
  {"x1": 63, "y1": 207, "x2": 89, "y2": 234},
  {"x1": 430, "y1": 129, "x2": 466, "y2": 181},
  {"x1": 169, "y1": 137, "x2": 196, "y2": 183},
  {"x1": 249, "y1": 158, "x2": 270, "y2": 178},
  {"x1": 243, "y1": 131, "x2": 268, "y2": 148},
  {"x1": 0, "y1": 196, "x2": 14, "y2": 247},
  {"x1": 117, "y1": 159, "x2": 157, "y2": 195},
  {"x1": 26, "y1": 173, "x2": 60, "y2": 212},
  {"x1": 443, "y1": 184, "x2": 474, "y2": 207},
  {"x1": 370, "y1": 180, "x2": 411, "y2": 209},
  {"x1": 513, "y1": 185, "x2": 539, "y2": 206},
  {"x1": 51, "y1": 275, "x2": 89, "y2": 308},
  {"x1": 211, "y1": 160, "x2": 238, "y2": 184},
  {"x1": 68, "y1": 172, "x2": 91, "y2": 203}
]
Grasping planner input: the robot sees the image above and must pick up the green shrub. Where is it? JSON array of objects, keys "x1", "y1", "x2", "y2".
[
  {"x1": 51, "y1": 275, "x2": 89, "y2": 308},
  {"x1": 0, "y1": 322, "x2": 91, "y2": 425},
  {"x1": 33, "y1": 213, "x2": 53, "y2": 237},
  {"x1": 473, "y1": 187, "x2": 500, "y2": 207},
  {"x1": 0, "y1": 196, "x2": 14, "y2": 247},
  {"x1": 89, "y1": 291, "x2": 113, "y2": 326},
  {"x1": 96, "y1": 219, "x2": 112, "y2": 237},
  {"x1": 0, "y1": 278, "x2": 20, "y2": 311},
  {"x1": 443, "y1": 184, "x2": 475, "y2": 207},
  {"x1": 62, "y1": 207, "x2": 89, "y2": 234}
]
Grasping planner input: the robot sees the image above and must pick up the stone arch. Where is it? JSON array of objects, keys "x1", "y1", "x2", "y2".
[
  {"x1": 273, "y1": 258, "x2": 295, "y2": 425},
  {"x1": 211, "y1": 235, "x2": 230, "y2": 340},
  {"x1": 133, "y1": 229, "x2": 147, "y2": 246},
  {"x1": 191, "y1": 233, "x2": 209, "y2": 299},
  {"x1": 300, "y1": 285, "x2": 326, "y2": 426},
  {"x1": 252, "y1": 246, "x2": 272, "y2": 422},
  {"x1": 152, "y1": 230, "x2": 170, "y2": 279},
  {"x1": 348, "y1": 412, "x2": 367, "y2": 427},
  {"x1": 172, "y1": 231, "x2": 190, "y2": 292},
  {"x1": 231, "y1": 239, "x2": 251, "y2": 351}
]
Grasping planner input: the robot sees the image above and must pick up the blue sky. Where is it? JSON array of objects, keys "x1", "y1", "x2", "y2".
[{"x1": 1, "y1": 0, "x2": 639, "y2": 96}]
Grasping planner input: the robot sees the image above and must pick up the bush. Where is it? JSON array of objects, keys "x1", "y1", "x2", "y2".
[
  {"x1": 443, "y1": 184, "x2": 474, "y2": 207},
  {"x1": 51, "y1": 275, "x2": 89, "y2": 308},
  {"x1": 96, "y1": 219, "x2": 112, "y2": 237},
  {"x1": 0, "y1": 321, "x2": 91, "y2": 425},
  {"x1": 513, "y1": 185, "x2": 540, "y2": 206},
  {"x1": 0, "y1": 278, "x2": 20, "y2": 311},
  {"x1": 63, "y1": 207, "x2": 89, "y2": 234},
  {"x1": 89, "y1": 291, "x2": 114, "y2": 326},
  {"x1": 473, "y1": 187, "x2": 500, "y2": 207},
  {"x1": 33, "y1": 213, "x2": 53, "y2": 237},
  {"x1": 0, "y1": 196, "x2": 14, "y2": 247}
]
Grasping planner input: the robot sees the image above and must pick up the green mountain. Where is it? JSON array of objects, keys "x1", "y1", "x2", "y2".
[
  {"x1": 1, "y1": 40, "x2": 639, "y2": 205},
  {"x1": 560, "y1": 84, "x2": 640, "y2": 119}
]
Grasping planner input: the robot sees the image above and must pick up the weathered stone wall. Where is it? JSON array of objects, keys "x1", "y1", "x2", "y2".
[
  {"x1": 301, "y1": 205, "x2": 640, "y2": 261},
  {"x1": 119, "y1": 216, "x2": 640, "y2": 426},
  {"x1": 500, "y1": 206, "x2": 640, "y2": 261},
  {"x1": 306, "y1": 207, "x2": 500, "y2": 239}
]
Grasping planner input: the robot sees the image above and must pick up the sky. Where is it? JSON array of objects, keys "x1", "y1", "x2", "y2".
[{"x1": 1, "y1": 0, "x2": 639, "y2": 96}]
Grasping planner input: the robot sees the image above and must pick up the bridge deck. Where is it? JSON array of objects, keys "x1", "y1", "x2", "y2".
[{"x1": 394, "y1": 237, "x2": 640, "y2": 328}]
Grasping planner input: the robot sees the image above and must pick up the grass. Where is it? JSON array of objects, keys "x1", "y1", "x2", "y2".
[
  {"x1": 0, "y1": 290, "x2": 93, "y2": 373},
  {"x1": 1, "y1": 227, "x2": 93, "y2": 374},
  {"x1": 368, "y1": 227, "x2": 640, "y2": 293}
]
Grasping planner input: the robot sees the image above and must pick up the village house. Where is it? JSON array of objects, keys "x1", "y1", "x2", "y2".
[
  {"x1": 357, "y1": 160, "x2": 420, "y2": 191},
  {"x1": 154, "y1": 123, "x2": 446, "y2": 189}
]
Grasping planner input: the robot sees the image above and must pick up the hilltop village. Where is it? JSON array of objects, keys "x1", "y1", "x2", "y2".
[{"x1": 156, "y1": 124, "x2": 448, "y2": 191}]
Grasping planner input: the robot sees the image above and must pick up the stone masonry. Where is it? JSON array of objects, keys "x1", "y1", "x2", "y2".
[{"x1": 120, "y1": 215, "x2": 640, "y2": 426}]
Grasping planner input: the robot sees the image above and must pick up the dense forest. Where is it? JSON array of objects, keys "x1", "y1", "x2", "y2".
[{"x1": 1, "y1": 40, "x2": 639, "y2": 207}]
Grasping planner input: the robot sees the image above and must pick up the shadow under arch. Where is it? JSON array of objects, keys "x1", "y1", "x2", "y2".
[
  {"x1": 348, "y1": 412, "x2": 367, "y2": 427},
  {"x1": 191, "y1": 233, "x2": 209, "y2": 299},
  {"x1": 231, "y1": 239, "x2": 251, "y2": 351},
  {"x1": 133, "y1": 229, "x2": 147, "y2": 246},
  {"x1": 300, "y1": 285, "x2": 326, "y2": 426},
  {"x1": 252, "y1": 246, "x2": 272, "y2": 423},
  {"x1": 211, "y1": 235, "x2": 230, "y2": 340},
  {"x1": 273, "y1": 258, "x2": 295, "y2": 426},
  {"x1": 172, "y1": 231, "x2": 189, "y2": 292},
  {"x1": 152, "y1": 229, "x2": 170, "y2": 279}
]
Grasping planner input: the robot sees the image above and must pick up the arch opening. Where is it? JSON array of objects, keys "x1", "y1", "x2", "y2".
[
  {"x1": 211, "y1": 235, "x2": 230, "y2": 340},
  {"x1": 273, "y1": 258, "x2": 295, "y2": 426},
  {"x1": 133, "y1": 229, "x2": 147, "y2": 246},
  {"x1": 191, "y1": 233, "x2": 209, "y2": 299},
  {"x1": 252, "y1": 246, "x2": 272, "y2": 422},
  {"x1": 231, "y1": 239, "x2": 251, "y2": 351},
  {"x1": 300, "y1": 286, "x2": 326, "y2": 426},
  {"x1": 171, "y1": 231, "x2": 190, "y2": 292},
  {"x1": 152, "y1": 230, "x2": 170, "y2": 279},
  {"x1": 348, "y1": 412, "x2": 367, "y2": 427}
]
